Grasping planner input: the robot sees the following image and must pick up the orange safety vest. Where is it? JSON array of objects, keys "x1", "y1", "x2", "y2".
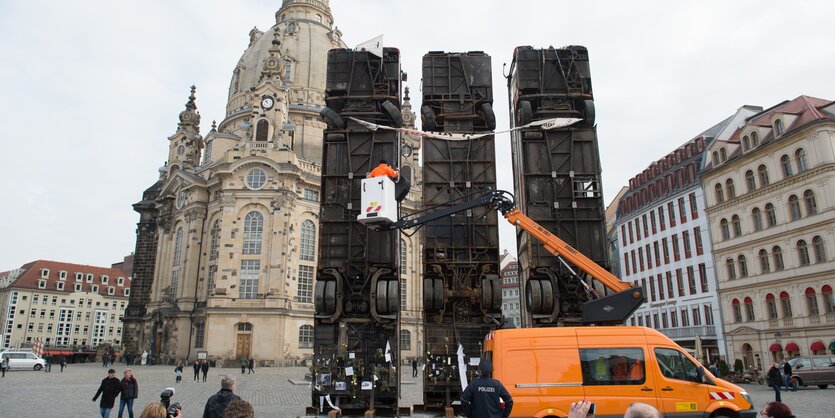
[{"x1": 369, "y1": 163, "x2": 398, "y2": 179}]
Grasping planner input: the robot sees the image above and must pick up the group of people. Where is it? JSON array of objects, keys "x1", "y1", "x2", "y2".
[
  {"x1": 192, "y1": 359, "x2": 211, "y2": 382},
  {"x1": 239, "y1": 357, "x2": 255, "y2": 374},
  {"x1": 94, "y1": 369, "x2": 252, "y2": 418},
  {"x1": 767, "y1": 360, "x2": 798, "y2": 403}
]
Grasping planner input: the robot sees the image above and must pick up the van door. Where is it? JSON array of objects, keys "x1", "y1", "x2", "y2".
[
  {"x1": 811, "y1": 356, "x2": 835, "y2": 387},
  {"x1": 579, "y1": 347, "x2": 660, "y2": 414},
  {"x1": 792, "y1": 357, "x2": 812, "y2": 385},
  {"x1": 652, "y1": 347, "x2": 709, "y2": 417}
]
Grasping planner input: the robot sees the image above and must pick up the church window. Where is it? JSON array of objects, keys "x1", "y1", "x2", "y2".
[
  {"x1": 300, "y1": 220, "x2": 316, "y2": 261},
  {"x1": 303, "y1": 188, "x2": 318, "y2": 201},
  {"x1": 203, "y1": 140, "x2": 213, "y2": 164},
  {"x1": 284, "y1": 58, "x2": 294, "y2": 83},
  {"x1": 176, "y1": 190, "x2": 187, "y2": 209},
  {"x1": 173, "y1": 228, "x2": 184, "y2": 266},
  {"x1": 170, "y1": 270, "x2": 179, "y2": 297},
  {"x1": 298, "y1": 325, "x2": 313, "y2": 348},
  {"x1": 194, "y1": 322, "x2": 205, "y2": 348},
  {"x1": 206, "y1": 265, "x2": 216, "y2": 297},
  {"x1": 246, "y1": 168, "x2": 267, "y2": 190},
  {"x1": 255, "y1": 119, "x2": 270, "y2": 142},
  {"x1": 297, "y1": 265, "x2": 314, "y2": 303},
  {"x1": 242, "y1": 212, "x2": 264, "y2": 255},
  {"x1": 209, "y1": 220, "x2": 220, "y2": 261},
  {"x1": 316, "y1": 14, "x2": 322, "y2": 23},
  {"x1": 239, "y1": 260, "x2": 260, "y2": 299}
]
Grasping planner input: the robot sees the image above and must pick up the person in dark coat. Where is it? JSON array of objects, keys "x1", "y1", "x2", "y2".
[
  {"x1": 201, "y1": 360, "x2": 210, "y2": 382},
  {"x1": 203, "y1": 375, "x2": 241, "y2": 418},
  {"x1": 193, "y1": 360, "x2": 201, "y2": 382},
  {"x1": 767, "y1": 363, "x2": 782, "y2": 402},
  {"x1": 93, "y1": 369, "x2": 122, "y2": 418},
  {"x1": 782, "y1": 360, "x2": 795, "y2": 391},
  {"x1": 118, "y1": 368, "x2": 139, "y2": 418},
  {"x1": 247, "y1": 358, "x2": 255, "y2": 374},
  {"x1": 240, "y1": 357, "x2": 247, "y2": 374},
  {"x1": 412, "y1": 358, "x2": 418, "y2": 377},
  {"x1": 461, "y1": 358, "x2": 513, "y2": 418}
]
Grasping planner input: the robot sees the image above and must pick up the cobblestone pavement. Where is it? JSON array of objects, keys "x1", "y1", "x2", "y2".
[{"x1": 0, "y1": 364, "x2": 831, "y2": 417}]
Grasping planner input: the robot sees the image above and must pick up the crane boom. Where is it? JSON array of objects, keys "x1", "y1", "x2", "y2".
[{"x1": 384, "y1": 190, "x2": 644, "y2": 324}]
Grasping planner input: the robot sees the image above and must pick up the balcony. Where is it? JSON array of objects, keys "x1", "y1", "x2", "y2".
[
  {"x1": 768, "y1": 319, "x2": 779, "y2": 328},
  {"x1": 660, "y1": 325, "x2": 716, "y2": 339},
  {"x1": 810, "y1": 315, "x2": 821, "y2": 325},
  {"x1": 827, "y1": 313, "x2": 835, "y2": 323},
  {"x1": 782, "y1": 317, "x2": 795, "y2": 327}
]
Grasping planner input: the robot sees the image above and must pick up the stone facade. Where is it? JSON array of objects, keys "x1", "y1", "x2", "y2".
[
  {"x1": 702, "y1": 96, "x2": 835, "y2": 371},
  {"x1": 124, "y1": 0, "x2": 426, "y2": 365}
]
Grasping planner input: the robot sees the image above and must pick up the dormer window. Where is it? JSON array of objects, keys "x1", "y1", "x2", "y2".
[
  {"x1": 91, "y1": 285, "x2": 99, "y2": 293},
  {"x1": 41, "y1": 269, "x2": 50, "y2": 279},
  {"x1": 101, "y1": 276, "x2": 108, "y2": 284},
  {"x1": 719, "y1": 147, "x2": 727, "y2": 162},
  {"x1": 742, "y1": 135, "x2": 750, "y2": 151},
  {"x1": 86, "y1": 274, "x2": 93, "y2": 283},
  {"x1": 59, "y1": 271, "x2": 67, "y2": 280},
  {"x1": 56, "y1": 282, "x2": 64, "y2": 291},
  {"x1": 712, "y1": 151, "x2": 719, "y2": 165},
  {"x1": 74, "y1": 283, "x2": 82, "y2": 292},
  {"x1": 38, "y1": 280, "x2": 47, "y2": 289},
  {"x1": 774, "y1": 119, "x2": 784, "y2": 136},
  {"x1": 107, "y1": 287, "x2": 115, "y2": 295},
  {"x1": 117, "y1": 277, "x2": 124, "y2": 286},
  {"x1": 75, "y1": 273, "x2": 83, "y2": 281},
  {"x1": 124, "y1": 288, "x2": 131, "y2": 297}
]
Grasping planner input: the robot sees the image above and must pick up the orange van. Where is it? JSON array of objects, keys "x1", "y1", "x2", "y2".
[{"x1": 483, "y1": 326, "x2": 755, "y2": 418}]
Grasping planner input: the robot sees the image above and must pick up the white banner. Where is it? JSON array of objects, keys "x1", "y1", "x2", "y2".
[
  {"x1": 355, "y1": 35, "x2": 384, "y2": 58},
  {"x1": 347, "y1": 116, "x2": 581, "y2": 140},
  {"x1": 457, "y1": 343, "x2": 469, "y2": 392}
]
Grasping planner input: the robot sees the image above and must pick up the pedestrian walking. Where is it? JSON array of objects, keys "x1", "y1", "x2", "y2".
[
  {"x1": 175, "y1": 361, "x2": 183, "y2": 383},
  {"x1": 240, "y1": 357, "x2": 247, "y2": 374},
  {"x1": 193, "y1": 360, "x2": 201, "y2": 382},
  {"x1": 1, "y1": 357, "x2": 9, "y2": 377},
  {"x1": 782, "y1": 360, "x2": 795, "y2": 391},
  {"x1": 460, "y1": 358, "x2": 513, "y2": 418},
  {"x1": 93, "y1": 368, "x2": 122, "y2": 418},
  {"x1": 412, "y1": 358, "x2": 418, "y2": 377},
  {"x1": 103, "y1": 353, "x2": 110, "y2": 367},
  {"x1": 201, "y1": 359, "x2": 210, "y2": 382},
  {"x1": 247, "y1": 358, "x2": 255, "y2": 374},
  {"x1": 45, "y1": 355, "x2": 52, "y2": 372},
  {"x1": 60, "y1": 356, "x2": 67, "y2": 372},
  {"x1": 767, "y1": 363, "x2": 782, "y2": 403},
  {"x1": 202, "y1": 375, "x2": 241, "y2": 418},
  {"x1": 118, "y1": 368, "x2": 139, "y2": 418}
]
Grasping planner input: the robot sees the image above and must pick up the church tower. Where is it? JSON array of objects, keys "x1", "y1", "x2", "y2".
[{"x1": 167, "y1": 86, "x2": 203, "y2": 170}]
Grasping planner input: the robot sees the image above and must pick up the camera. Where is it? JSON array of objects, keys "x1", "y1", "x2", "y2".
[{"x1": 167, "y1": 402, "x2": 182, "y2": 418}]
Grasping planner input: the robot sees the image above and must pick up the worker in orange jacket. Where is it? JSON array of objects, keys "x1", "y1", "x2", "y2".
[{"x1": 369, "y1": 159, "x2": 399, "y2": 180}]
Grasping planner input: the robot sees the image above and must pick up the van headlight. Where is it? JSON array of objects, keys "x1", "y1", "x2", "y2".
[{"x1": 740, "y1": 392, "x2": 753, "y2": 407}]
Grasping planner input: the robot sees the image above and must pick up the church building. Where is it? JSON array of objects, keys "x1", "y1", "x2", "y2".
[{"x1": 123, "y1": 0, "x2": 424, "y2": 365}]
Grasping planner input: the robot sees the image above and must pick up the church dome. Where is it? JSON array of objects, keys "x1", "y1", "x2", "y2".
[{"x1": 226, "y1": 0, "x2": 345, "y2": 111}]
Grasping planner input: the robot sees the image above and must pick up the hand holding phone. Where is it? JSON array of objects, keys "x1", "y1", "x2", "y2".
[{"x1": 587, "y1": 402, "x2": 596, "y2": 415}]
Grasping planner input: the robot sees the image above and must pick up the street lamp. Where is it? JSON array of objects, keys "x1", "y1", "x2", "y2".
[{"x1": 774, "y1": 331, "x2": 783, "y2": 361}]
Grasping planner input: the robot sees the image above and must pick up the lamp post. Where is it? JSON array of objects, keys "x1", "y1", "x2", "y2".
[{"x1": 774, "y1": 331, "x2": 783, "y2": 361}]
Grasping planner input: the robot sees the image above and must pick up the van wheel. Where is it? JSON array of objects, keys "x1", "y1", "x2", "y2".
[
  {"x1": 34, "y1": 364, "x2": 43, "y2": 371},
  {"x1": 818, "y1": 384, "x2": 829, "y2": 389}
]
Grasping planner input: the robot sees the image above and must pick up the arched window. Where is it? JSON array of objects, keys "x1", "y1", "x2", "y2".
[
  {"x1": 173, "y1": 227, "x2": 184, "y2": 267},
  {"x1": 752, "y1": 207, "x2": 763, "y2": 231},
  {"x1": 725, "y1": 179, "x2": 736, "y2": 199},
  {"x1": 788, "y1": 195, "x2": 801, "y2": 220},
  {"x1": 745, "y1": 170, "x2": 756, "y2": 192},
  {"x1": 726, "y1": 258, "x2": 736, "y2": 280},
  {"x1": 298, "y1": 325, "x2": 313, "y2": 348},
  {"x1": 765, "y1": 293, "x2": 778, "y2": 319},
  {"x1": 780, "y1": 155, "x2": 793, "y2": 177},
  {"x1": 812, "y1": 236, "x2": 827, "y2": 263},
  {"x1": 751, "y1": 131, "x2": 759, "y2": 146},
  {"x1": 805, "y1": 288, "x2": 819, "y2": 316},
  {"x1": 236, "y1": 322, "x2": 253, "y2": 332},
  {"x1": 720, "y1": 147, "x2": 727, "y2": 162},
  {"x1": 714, "y1": 183, "x2": 724, "y2": 203},
  {"x1": 720, "y1": 218, "x2": 730, "y2": 240},
  {"x1": 712, "y1": 151, "x2": 720, "y2": 165},
  {"x1": 732, "y1": 299, "x2": 742, "y2": 323},
  {"x1": 284, "y1": 58, "x2": 294, "y2": 82},
  {"x1": 804, "y1": 189, "x2": 817, "y2": 215},
  {"x1": 243, "y1": 212, "x2": 264, "y2": 254},
  {"x1": 400, "y1": 329, "x2": 411, "y2": 350},
  {"x1": 774, "y1": 119, "x2": 784, "y2": 136},
  {"x1": 299, "y1": 220, "x2": 316, "y2": 261},
  {"x1": 255, "y1": 119, "x2": 269, "y2": 142},
  {"x1": 773, "y1": 246, "x2": 785, "y2": 271},
  {"x1": 822, "y1": 285, "x2": 835, "y2": 314},
  {"x1": 203, "y1": 140, "x2": 213, "y2": 164},
  {"x1": 742, "y1": 135, "x2": 750, "y2": 151},
  {"x1": 759, "y1": 249, "x2": 770, "y2": 273},
  {"x1": 400, "y1": 239, "x2": 408, "y2": 309},
  {"x1": 744, "y1": 296, "x2": 755, "y2": 321},
  {"x1": 765, "y1": 203, "x2": 777, "y2": 227},
  {"x1": 738, "y1": 255, "x2": 748, "y2": 278},
  {"x1": 780, "y1": 291, "x2": 793, "y2": 318},
  {"x1": 758, "y1": 165, "x2": 770, "y2": 186},
  {"x1": 209, "y1": 220, "x2": 220, "y2": 261},
  {"x1": 731, "y1": 214, "x2": 742, "y2": 236},
  {"x1": 796, "y1": 148, "x2": 807, "y2": 172},
  {"x1": 797, "y1": 240, "x2": 810, "y2": 266}
]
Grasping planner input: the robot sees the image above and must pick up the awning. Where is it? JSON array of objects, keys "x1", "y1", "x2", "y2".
[
  {"x1": 769, "y1": 343, "x2": 782, "y2": 352},
  {"x1": 785, "y1": 342, "x2": 799, "y2": 352},
  {"x1": 43, "y1": 350, "x2": 74, "y2": 356},
  {"x1": 830, "y1": 341, "x2": 835, "y2": 350},
  {"x1": 810, "y1": 341, "x2": 825, "y2": 352}
]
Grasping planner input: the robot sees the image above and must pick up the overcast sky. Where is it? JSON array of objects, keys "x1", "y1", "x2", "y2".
[{"x1": 2, "y1": 0, "x2": 834, "y2": 269}]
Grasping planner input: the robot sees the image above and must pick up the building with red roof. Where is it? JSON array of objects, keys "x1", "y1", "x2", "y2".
[{"x1": 0, "y1": 260, "x2": 131, "y2": 354}]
